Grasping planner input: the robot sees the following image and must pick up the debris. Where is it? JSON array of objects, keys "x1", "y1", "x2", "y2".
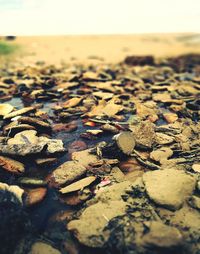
[{"x1": 1, "y1": 52, "x2": 200, "y2": 254}]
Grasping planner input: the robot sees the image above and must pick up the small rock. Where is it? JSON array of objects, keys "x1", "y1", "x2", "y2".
[
  {"x1": 0, "y1": 182, "x2": 24, "y2": 203},
  {"x1": 163, "y1": 113, "x2": 178, "y2": 123},
  {"x1": 0, "y1": 130, "x2": 65, "y2": 156},
  {"x1": 25, "y1": 187, "x2": 47, "y2": 206},
  {"x1": 49, "y1": 161, "x2": 86, "y2": 187},
  {"x1": 35, "y1": 157, "x2": 57, "y2": 166},
  {"x1": 18, "y1": 116, "x2": 51, "y2": 132},
  {"x1": 101, "y1": 123, "x2": 119, "y2": 134},
  {"x1": 29, "y1": 242, "x2": 61, "y2": 254},
  {"x1": 0, "y1": 155, "x2": 25, "y2": 174},
  {"x1": 67, "y1": 200, "x2": 127, "y2": 247},
  {"x1": 60, "y1": 188, "x2": 91, "y2": 206},
  {"x1": 130, "y1": 120, "x2": 155, "y2": 149},
  {"x1": 4, "y1": 123, "x2": 36, "y2": 136},
  {"x1": 143, "y1": 168, "x2": 196, "y2": 210},
  {"x1": 60, "y1": 176, "x2": 96, "y2": 194},
  {"x1": 192, "y1": 163, "x2": 200, "y2": 173},
  {"x1": 142, "y1": 221, "x2": 183, "y2": 249},
  {"x1": 0, "y1": 103, "x2": 14, "y2": 116},
  {"x1": 18, "y1": 177, "x2": 47, "y2": 187},
  {"x1": 72, "y1": 148, "x2": 98, "y2": 167},
  {"x1": 68, "y1": 140, "x2": 87, "y2": 156},
  {"x1": 86, "y1": 129, "x2": 103, "y2": 135},
  {"x1": 52, "y1": 122, "x2": 77, "y2": 133},
  {"x1": 150, "y1": 147, "x2": 173, "y2": 163},
  {"x1": 155, "y1": 133, "x2": 175, "y2": 145},
  {"x1": 3, "y1": 106, "x2": 35, "y2": 120},
  {"x1": 188, "y1": 195, "x2": 200, "y2": 210}
]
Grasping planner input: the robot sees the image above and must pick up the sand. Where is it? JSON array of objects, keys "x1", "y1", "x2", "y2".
[{"x1": 14, "y1": 33, "x2": 200, "y2": 65}]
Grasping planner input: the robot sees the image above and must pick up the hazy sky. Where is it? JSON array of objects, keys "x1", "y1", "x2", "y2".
[{"x1": 0, "y1": 0, "x2": 200, "y2": 35}]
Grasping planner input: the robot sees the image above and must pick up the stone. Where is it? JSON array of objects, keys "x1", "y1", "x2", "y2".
[
  {"x1": 67, "y1": 200, "x2": 127, "y2": 247},
  {"x1": 150, "y1": 147, "x2": 173, "y2": 163},
  {"x1": 0, "y1": 155, "x2": 25, "y2": 174},
  {"x1": 188, "y1": 195, "x2": 200, "y2": 210},
  {"x1": 0, "y1": 182, "x2": 24, "y2": 203},
  {"x1": 130, "y1": 120, "x2": 155, "y2": 149},
  {"x1": 192, "y1": 164, "x2": 200, "y2": 173},
  {"x1": 3, "y1": 106, "x2": 35, "y2": 120},
  {"x1": 0, "y1": 103, "x2": 14, "y2": 116},
  {"x1": 0, "y1": 130, "x2": 64, "y2": 156},
  {"x1": 155, "y1": 133, "x2": 175, "y2": 145},
  {"x1": 163, "y1": 113, "x2": 178, "y2": 123},
  {"x1": 49, "y1": 161, "x2": 86, "y2": 187},
  {"x1": 25, "y1": 187, "x2": 47, "y2": 206},
  {"x1": 143, "y1": 168, "x2": 196, "y2": 210},
  {"x1": 59, "y1": 176, "x2": 96, "y2": 194},
  {"x1": 142, "y1": 221, "x2": 183, "y2": 249},
  {"x1": 72, "y1": 148, "x2": 98, "y2": 167},
  {"x1": 29, "y1": 242, "x2": 61, "y2": 254}
]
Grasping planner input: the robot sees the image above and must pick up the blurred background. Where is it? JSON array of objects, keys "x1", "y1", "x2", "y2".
[
  {"x1": 0, "y1": 0, "x2": 200, "y2": 35},
  {"x1": 0, "y1": 0, "x2": 200, "y2": 64}
]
